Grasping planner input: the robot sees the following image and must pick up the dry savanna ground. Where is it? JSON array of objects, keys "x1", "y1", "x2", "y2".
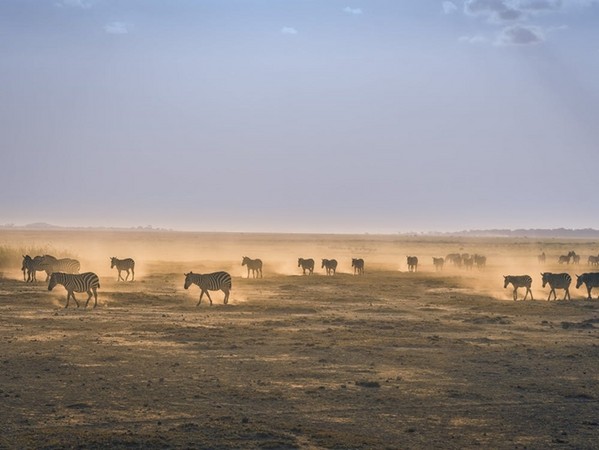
[{"x1": 0, "y1": 230, "x2": 598, "y2": 449}]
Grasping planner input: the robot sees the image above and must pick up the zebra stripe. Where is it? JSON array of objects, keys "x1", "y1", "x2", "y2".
[
  {"x1": 41, "y1": 255, "x2": 80, "y2": 281},
  {"x1": 407, "y1": 256, "x2": 418, "y2": 272},
  {"x1": 110, "y1": 257, "x2": 135, "y2": 281},
  {"x1": 351, "y1": 258, "x2": 364, "y2": 275},
  {"x1": 298, "y1": 258, "x2": 315, "y2": 275},
  {"x1": 575, "y1": 273, "x2": 599, "y2": 300},
  {"x1": 321, "y1": 259, "x2": 338, "y2": 276},
  {"x1": 242, "y1": 256, "x2": 263, "y2": 279},
  {"x1": 503, "y1": 275, "x2": 533, "y2": 301},
  {"x1": 48, "y1": 272, "x2": 100, "y2": 308},
  {"x1": 184, "y1": 271, "x2": 232, "y2": 306},
  {"x1": 541, "y1": 272, "x2": 572, "y2": 301},
  {"x1": 587, "y1": 256, "x2": 599, "y2": 267}
]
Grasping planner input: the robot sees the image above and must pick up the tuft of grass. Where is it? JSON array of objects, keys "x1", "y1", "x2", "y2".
[{"x1": 0, "y1": 245, "x2": 79, "y2": 269}]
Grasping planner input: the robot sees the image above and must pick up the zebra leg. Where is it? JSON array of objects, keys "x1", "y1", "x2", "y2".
[
  {"x1": 124, "y1": 270, "x2": 129, "y2": 281},
  {"x1": 564, "y1": 288, "x2": 571, "y2": 301},
  {"x1": 222, "y1": 287, "x2": 230, "y2": 305},
  {"x1": 131, "y1": 267, "x2": 134, "y2": 281},
  {"x1": 513, "y1": 287, "x2": 518, "y2": 301},
  {"x1": 587, "y1": 286, "x2": 592, "y2": 300},
  {"x1": 84, "y1": 290, "x2": 93, "y2": 308},
  {"x1": 205, "y1": 291, "x2": 213, "y2": 306}
]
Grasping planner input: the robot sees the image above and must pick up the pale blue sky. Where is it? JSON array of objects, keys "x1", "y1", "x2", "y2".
[{"x1": 1, "y1": 1, "x2": 598, "y2": 233}]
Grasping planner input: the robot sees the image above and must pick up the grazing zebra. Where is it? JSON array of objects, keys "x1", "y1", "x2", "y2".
[
  {"x1": 575, "y1": 273, "x2": 599, "y2": 300},
  {"x1": 298, "y1": 258, "x2": 315, "y2": 275},
  {"x1": 588, "y1": 255, "x2": 599, "y2": 267},
  {"x1": 503, "y1": 275, "x2": 533, "y2": 301},
  {"x1": 321, "y1": 259, "x2": 338, "y2": 276},
  {"x1": 474, "y1": 254, "x2": 487, "y2": 269},
  {"x1": 48, "y1": 272, "x2": 100, "y2": 308},
  {"x1": 406, "y1": 256, "x2": 418, "y2": 272},
  {"x1": 432, "y1": 257, "x2": 444, "y2": 271},
  {"x1": 241, "y1": 256, "x2": 263, "y2": 279},
  {"x1": 184, "y1": 271, "x2": 232, "y2": 306},
  {"x1": 538, "y1": 252, "x2": 546, "y2": 264},
  {"x1": 21, "y1": 255, "x2": 49, "y2": 282},
  {"x1": 541, "y1": 272, "x2": 572, "y2": 301},
  {"x1": 351, "y1": 258, "x2": 364, "y2": 275},
  {"x1": 41, "y1": 255, "x2": 80, "y2": 281},
  {"x1": 110, "y1": 257, "x2": 135, "y2": 281}
]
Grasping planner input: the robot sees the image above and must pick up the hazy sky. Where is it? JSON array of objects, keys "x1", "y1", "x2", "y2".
[{"x1": 1, "y1": 1, "x2": 598, "y2": 233}]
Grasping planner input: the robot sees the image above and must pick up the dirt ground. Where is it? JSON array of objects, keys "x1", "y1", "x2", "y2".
[{"x1": 0, "y1": 230, "x2": 598, "y2": 449}]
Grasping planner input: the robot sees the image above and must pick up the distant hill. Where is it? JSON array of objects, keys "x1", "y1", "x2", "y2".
[{"x1": 430, "y1": 228, "x2": 599, "y2": 239}]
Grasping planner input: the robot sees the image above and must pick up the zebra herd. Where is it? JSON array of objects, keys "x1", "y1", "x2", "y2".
[
  {"x1": 20, "y1": 254, "x2": 137, "y2": 309},
  {"x1": 539, "y1": 250, "x2": 599, "y2": 266},
  {"x1": 504, "y1": 272, "x2": 599, "y2": 301}
]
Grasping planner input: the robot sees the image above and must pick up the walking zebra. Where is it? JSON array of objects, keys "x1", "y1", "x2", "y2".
[
  {"x1": 474, "y1": 254, "x2": 487, "y2": 269},
  {"x1": 298, "y1": 258, "x2": 315, "y2": 275},
  {"x1": 537, "y1": 252, "x2": 546, "y2": 264},
  {"x1": 432, "y1": 257, "x2": 444, "y2": 271},
  {"x1": 503, "y1": 275, "x2": 533, "y2": 301},
  {"x1": 588, "y1": 255, "x2": 599, "y2": 267},
  {"x1": 558, "y1": 255, "x2": 571, "y2": 265},
  {"x1": 321, "y1": 259, "x2": 338, "y2": 276},
  {"x1": 445, "y1": 253, "x2": 462, "y2": 267},
  {"x1": 110, "y1": 257, "x2": 135, "y2": 281},
  {"x1": 184, "y1": 271, "x2": 231, "y2": 306},
  {"x1": 48, "y1": 272, "x2": 100, "y2": 308},
  {"x1": 575, "y1": 273, "x2": 599, "y2": 300},
  {"x1": 351, "y1": 258, "x2": 364, "y2": 275},
  {"x1": 241, "y1": 256, "x2": 263, "y2": 279},
  {"x1": 41, "y1": 255, "x2": 80, "y2": 281},
  {"x1": 541, "y1": 272, "x2": 572, "y2": 301},
  {"x1": 21, "y1": 255, "x2": 49, "y2": 282},
  {"x1": 406, "y1": 256, "x2": 418, "y2": 272}
]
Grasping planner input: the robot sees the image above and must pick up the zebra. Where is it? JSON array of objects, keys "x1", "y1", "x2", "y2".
[
  {"x1": 463, "y1": 257, "x2": 474, "y2": 270},
  {"x1": 110, "y1": 257, "x2": 135, "y2": 281},
  {"x1": 445, "y1": 253, "x2": 462, "y2": 267},
  {"x1": 503, "y1": 275, "x2": 533, "y2": 301},
  {"x1": 432, "y1": 257, "x2": 444, "y2": 271},
  {"x1": 588, "y1": 255, "x2": 599, "y2": 267},
  {"x1": 41, "y1": 255, "x2": 80, "y2": 281},
  {"x1": 558, "y1": 255, "x2": 570, "y2": 265},
  {"x1": 351, "y1": 258, "x2": 364, "y2": 275},
  {"x1": 474, "y1": 254, "x2": 487, "y2": 269},
  {"x1": 48, "y1": 272, "x2": 100, "y2": 308},
  {"x1": 21, "y1": 255, "x2": 49, "y2": 282},
  {"x1": 241, "y1": 256, "x2": 263, "y2": 279},
  {"x1": 184, "y1": 271, "x2": 232, "y2": 306},
  {"x1": 406, "y1": 256, "x2": 418, "y2": 272},
  {"x1": 575, "y1": 273, "x2": 599, "y2": 300},
  {"x1": 298, "y1": 258, "x2": 314, "y2": 275},
  {"x1": 541, "y1": 272, "x2": 572, "y2": 301},
  {"x1": 538, "y1": 252, "x2": 546, "y2": 264},
  {"x1": 321, "y1": 259, "x2": 338, "y2": 276}
]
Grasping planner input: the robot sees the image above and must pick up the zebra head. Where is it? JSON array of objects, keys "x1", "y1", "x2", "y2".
[
  {"x1": 184, "y1": 272, "x2": 193, "y2": 290},
  {"x1": 241, "y1": 256, "x2": 249, "y2": 266},
  {"x1": 298, "y1": 258, "x2": 302, "y2": 267},
  {"x1": 48, "y1": 273, "x2": 58, "y2": 291},
  {"x1": 541, "y1": 273, "x2": 549, "y2": 288},
  {"x1": 21, "y1": 255, "x2": 31, "y2": 271},
  {"x1": 575, "y1": 275, "x2": 583, "y2": 289},
  {"x1": 110, "y1": 257, "x2": 117, "y2": 269},
  {"x1": 503, "y1": 276, "x2": 509, "y2": 289}
]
